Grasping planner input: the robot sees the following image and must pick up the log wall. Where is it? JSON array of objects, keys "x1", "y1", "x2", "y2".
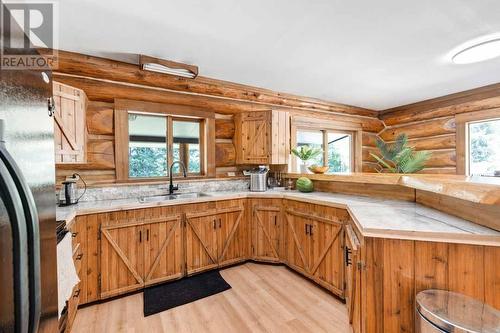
[
  {"x1": 378, "y1": 83, "x2": 500, "y2": 174},
  {"x1": 53, "y1": 51, "x2": 382, "y2": 185}
]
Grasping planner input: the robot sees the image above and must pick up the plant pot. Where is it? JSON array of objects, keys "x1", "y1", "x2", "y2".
[{"x1": 300, "y1": 163, "x2": 309, "y2": 174}]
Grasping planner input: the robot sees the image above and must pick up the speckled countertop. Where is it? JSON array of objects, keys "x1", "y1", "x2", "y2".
[{"x1": 56, "y1": 190, "x2": 500, "y2": 246}]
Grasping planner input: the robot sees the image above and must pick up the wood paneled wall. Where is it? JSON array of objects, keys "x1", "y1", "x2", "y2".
[
  {"x1": 363, "y1": 237, "x2": 500, "y2": 333},
  {"x1": 379, "y1": 83, "x2": 500, "y2": 174},
  {"x1": 52, "y1": 51, "x2": 382, "y2": 185}
]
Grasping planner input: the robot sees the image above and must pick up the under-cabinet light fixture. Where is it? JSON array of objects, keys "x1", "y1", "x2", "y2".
[
  {"x1": 139, "y1": 55, "x2": 198, "y2": 78},
  {"x1": 450, "y1": 34, "x2": 500, "y2": 64}
]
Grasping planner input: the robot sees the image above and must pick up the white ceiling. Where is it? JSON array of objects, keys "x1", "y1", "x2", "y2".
[{"x1": 58, "y1": 0, "x2": 500, "y2": 110}]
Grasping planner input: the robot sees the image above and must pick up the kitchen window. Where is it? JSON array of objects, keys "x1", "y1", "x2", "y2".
[
  {"x1": 115, "y1": 99, "x2": 215, "y2": 181},
  {"x1": 467, "y1": 118, "x2": 500, "y2": 176},
  {"x1": 291, "y1": 116, "x2": 361, "y2": 173},
  {"x1": 456, "y1": 110, "x2": 500, "y2": 176}
]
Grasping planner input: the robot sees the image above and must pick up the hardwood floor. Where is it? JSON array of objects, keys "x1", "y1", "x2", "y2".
[{"x1": 72, "y1": 263, "x2": 350, "y2": 333}]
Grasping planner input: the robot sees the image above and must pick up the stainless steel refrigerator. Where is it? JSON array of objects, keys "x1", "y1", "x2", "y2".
[{"x1": 0, "y1": 36, "x2": 58, "y2": 333}]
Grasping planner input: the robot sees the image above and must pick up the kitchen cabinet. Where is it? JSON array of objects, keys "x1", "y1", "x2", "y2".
[
  {"x1": 284, "y1": 200, "x2": 346, "y2": 296},
  {"x1": 61, "y1": 221, "x2": 83, "y2": 333},
  {"x1": 234, "y1": 110, "x2": 290, "y2": 165},
  {"x1": 100, "y1": 209, "x2": 183, "y2": 299},
  {"x1": 185, "y1": 201, "x2": 246, "y2": 274},
  {"x1": 216, "y1": 200, "x2": 248, "y2": 267},
  {"x1": 53, "y1": 81, "x2": 88, "y2": 163},
  {"x1": 251, "y1": 199, "x2": 283, "y2": 262},
  {"x1": 344, "y1": 224, "x2": 361, "y2": 333}
]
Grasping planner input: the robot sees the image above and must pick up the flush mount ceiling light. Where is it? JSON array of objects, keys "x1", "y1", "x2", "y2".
[
  {"x1": 450, "y1": 34, "x2": 500, "y2": 64},
  {"x1": 139, "y1": 55, "x2": 198, "y2": 78}
]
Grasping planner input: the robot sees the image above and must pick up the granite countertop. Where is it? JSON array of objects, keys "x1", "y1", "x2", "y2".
[{"x1": 56, "y1": 190, "x2": 500, "y2": 246}]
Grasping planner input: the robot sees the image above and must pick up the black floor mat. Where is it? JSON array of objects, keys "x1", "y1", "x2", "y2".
[{"x1": 143, "y1": 270, "x2": 231, "y2": 316}]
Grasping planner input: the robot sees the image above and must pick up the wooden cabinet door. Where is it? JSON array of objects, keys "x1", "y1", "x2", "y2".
[
  {"x1": 235, "y1": 111, "x2": 270, "y2": 164},
  {"x1": 252, "y1": 205, "x2": 282, "y2": 262},
  {"x1": 53, "y1": 81, "x2": 87, "y2": 163},
  {"x1": 217, "y1": 206, "x2": 246, "y2": 266},
  {"x1": 185, "y1": 210, "x2": 219, "y2": 275},
  {"x1": 100, "y1": 222, "x2": 144, "y2": 299},
  {"x1": 284, "y1": 208, "x2": 312, "y2": 273},
  {"x1": 345, "y1": 224, "x2": 361, "y2": 333},
  {"x1": 143, "y1": 214, "x2": 183, "y2": 286},
  {"x1": 310, "y1": 217, "x2": 344, "y2": 296}
]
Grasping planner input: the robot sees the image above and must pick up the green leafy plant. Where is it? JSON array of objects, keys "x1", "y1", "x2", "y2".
[
  {"x1": 370, "y1": 134, "x2": 431, "y2": 173},
  {"x1": 291, "y1": 145, "x2": 322, "y2": 162}
]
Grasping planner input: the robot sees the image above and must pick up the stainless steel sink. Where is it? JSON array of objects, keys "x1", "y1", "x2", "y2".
[{"x1": 138, "y1": 192, "x2": 210, "y2": 203}]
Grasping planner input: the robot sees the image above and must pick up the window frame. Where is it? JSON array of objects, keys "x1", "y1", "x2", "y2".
[
  {"x1": 290, "y1": 116, "x2": 362, "y2": 173},
  {"x1": 456, "y1": 108, "x2": 500, "y2": 176},
  {"x1": 114, "y1": 99, "x2": 215, "y2": 182}
]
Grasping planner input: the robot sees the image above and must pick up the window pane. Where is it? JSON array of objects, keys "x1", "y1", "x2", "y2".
[
  {"x1": 327, "y1": 132, "x2": 351, "y2": 173},
  {"x1": 172, "y1": 120, "x2": 201, "y2": 174},
  {"x1": 469, "y1": 119, "x2": 500, "y2": 176},
  {"x1": 296, "y1": 130, "x2": 323, "y2": 168},
  {"x1": 128, "y1": 113, "x2": 167, "y2": 178}
]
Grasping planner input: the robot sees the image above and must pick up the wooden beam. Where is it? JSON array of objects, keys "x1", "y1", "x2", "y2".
[{"x1": 45, "y1": 49, "x2": 378, "y2": 118}]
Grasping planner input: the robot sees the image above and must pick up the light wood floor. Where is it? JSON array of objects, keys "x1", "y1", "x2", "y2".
[{"x1": 72, "y1": 263, "x2": 350, "y2": 333}]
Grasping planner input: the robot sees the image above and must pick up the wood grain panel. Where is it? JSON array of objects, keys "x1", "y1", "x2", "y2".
[
  {"x1": 484, "y1": 247, "x2": 500, "y2": 309},
  {"x1": 448, "y1": 244, "x2": 485, "y2": 301},
  {"x1": 48, "y1": 50, "x2": 377, "y2": 117},
  {"x1": 86, "y1": 101, "x2": 114, "y2": 135},
  {"x1": 364, "y1": 237, "x2": 385, "y2": 333},
  {"x1": 215, "y1": 142, "x2": 236, "y2": 167},
  {"x1": 416, "y1": 190, "x2": 500, "y2": 231},
  {"x1": 313, "y1": 180, "x2": 416, "y2": 201},
  {"x1": 215, "y1": 118, "x2": 235, "y2": 139},
  {"x1": 382, "y1": 239, "x2": 414, "y2": 333},
  {"x1": 380, "y1": 117, "x2": 456, "y2": 141},
  {"x1": 414, "y1": 241, "x2": 448, "y2": 293}
]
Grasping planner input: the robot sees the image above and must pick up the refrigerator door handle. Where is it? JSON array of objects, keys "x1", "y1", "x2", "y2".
[
  {"x1": 0, "y1": 153, "x2": 30, "y2": 333},
  {"x1": 0, "y1": 143, "x2": 41, "y2": 333}
]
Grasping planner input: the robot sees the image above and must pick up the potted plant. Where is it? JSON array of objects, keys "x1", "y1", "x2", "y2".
[
  {"x1": 291, "y1": 145, "x2": 323, "y2": 173},
  {"x1": 370, "y1": 134, "x2": 431, "y2": 173}
]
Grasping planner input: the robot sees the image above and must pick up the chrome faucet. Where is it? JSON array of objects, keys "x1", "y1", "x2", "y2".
[{"x1": 169, "y1": 161, "x2": 187, "y2": 194}]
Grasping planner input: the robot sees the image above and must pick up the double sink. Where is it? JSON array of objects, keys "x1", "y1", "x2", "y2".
[{"x1": 138, "y1": 192, "x2": 211, "y2": 203}]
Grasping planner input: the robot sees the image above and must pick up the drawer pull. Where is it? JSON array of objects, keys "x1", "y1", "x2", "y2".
[
  {"x1": 73, "y1": 289, "x2": 81, "y2": 298},
  {"x1": 75, "y1": 254, "x2": 83, "y2": 260},
  {"x1": 71, "y1": 232, "x2": 78, "y2": 238}
]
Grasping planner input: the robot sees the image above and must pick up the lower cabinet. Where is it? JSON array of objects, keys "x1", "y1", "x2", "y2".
[
  {"x1": 284, "y1": 200, "x2": 346, "y2": 297},
  {"x1": 100, "y1": 211, "x2": 183, "y2": 299},
  {"x1": 344, "y1": 224, "x2": 361, "y2": 333},
  {"x1": 185, "y1": 201, "x2": 246, "y2": 275},
  {"x1": 250, "y1": 199, "x2": 283, "y2": 262}
]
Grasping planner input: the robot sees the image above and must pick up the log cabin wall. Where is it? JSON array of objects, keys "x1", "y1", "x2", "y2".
[
  {"x1": 51, "y1": 50, "x2": 383, "y2": 185},
  {"x1": 378, "y1": 83, "x2": 500, "y2": 174}
]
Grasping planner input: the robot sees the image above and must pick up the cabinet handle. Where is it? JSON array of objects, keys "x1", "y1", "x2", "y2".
[
  {"x1": 274, "y1": 215, "x2": 277, "y2": 226},
  {"x1": 345, "y1": 247, "x2": 352, "y2": 266},
  {"x1": 73, "y1": 289, "x2": 81, "y2": 298},
  {"x1": 219, "y1": 218, "x2": 221, "y2": 228},
  {"x1": 75, "y1": 254, "x2": 83, "y2": 260},
  {"x1": 71, "y1": 232, "x2": 78, "y2": 238},
  {"x1": 305, "y1": 224, "x2": 309, "y2": 235},
  {"x1": 146, "y1": 229, "x2": 149, "y2": 241},
  {"x1": 309, "y1": 224, "x2": 313, "y2": 236},
  {"x1": 213, "y1": 219, "x2": 216, "y2": 229},
  {"x1": 139, "y1": 230, "x2": 142, "y2": 243}
]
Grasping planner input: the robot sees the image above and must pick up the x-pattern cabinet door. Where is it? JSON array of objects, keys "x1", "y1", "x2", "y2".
[
  {"x1": 100, "y1": 222, "x2": 144, "y2": 299},
  {"x1": 252, "y1": 205, "x2": 282, "y2": 262},
  {"x1": 284, "y1": 209, "x2": 312, "y2": 273},
  {"x1": 143, "y1": 214, "x2": 184, "y2": 286},
  {"x1": 185, "y1": 210, "x2": 219, "y2": 275},
  {"x1": 217, "y1": 206, "x2": 245, "y2": 266}
]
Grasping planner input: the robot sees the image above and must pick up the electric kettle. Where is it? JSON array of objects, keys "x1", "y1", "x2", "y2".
[{"x1": 59, "y1": 173, "x2": 86, "y2": 206}]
